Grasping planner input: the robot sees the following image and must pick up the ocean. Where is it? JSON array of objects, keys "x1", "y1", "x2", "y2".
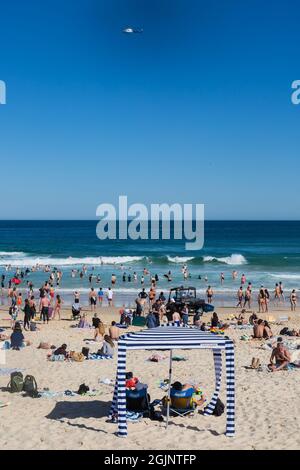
[{"x1": 0, "y1": 220, "x2": 299, "y2": 306}]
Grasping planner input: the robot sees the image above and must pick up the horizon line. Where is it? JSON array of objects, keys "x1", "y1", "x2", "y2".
[{"x1": 0, "y1": 219, "x2": 300, "y2": 222}]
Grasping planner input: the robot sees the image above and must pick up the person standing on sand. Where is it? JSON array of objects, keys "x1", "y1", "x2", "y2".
[
  {"x1": 206, "y1": 286, "x2": 213, "y2": 304},
  {"x1": 274, "y1": 283, "x2": 281, "y2": 306},
  {"x1": 53, "y1": 294, "x2": 63, "y2": 320},
  {"x1": 89, "y1": 287, "x2": 97, "y2": 311},
  {"x1": 258, "y1": 286, "x2": 266, "y2": 313},
  {"x1": 23, "y1": 298, "x2": 31, "y2": 331},
  {"x1": 243, "y1": 286, "x2": 251, "y2": 309},
  {"x1": 279, "y1": 282, "x2": 285, "y2": 302},
  {"x1": 236, "y1": 287, "x2": 244, "y2": 308},
  {"x1": 40, "y1": 295, "x2": 50, "y2": 324},
  {"x1": 98, "y1": 287, "x2": 104, "y2": 306},
  {"x1": 290, "y1": 289, "x2": 297, "y2": 311},
  {"x1": 107, "y1": 287, "x2": 113, "y2": 307}
]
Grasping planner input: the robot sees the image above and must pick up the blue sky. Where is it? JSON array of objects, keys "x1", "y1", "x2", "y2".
[{"x1": 0, "y1": 0, "x2": 299, "y2": 220}]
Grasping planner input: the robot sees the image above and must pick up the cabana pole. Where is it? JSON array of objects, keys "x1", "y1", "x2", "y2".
[{"x1": 166, "y1": 349, "x2": 173, "y2": 429}]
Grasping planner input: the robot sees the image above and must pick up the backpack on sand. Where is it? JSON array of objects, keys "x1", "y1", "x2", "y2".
[
  {"x1": 213, "y1": 398, "x2": 225, "y2": 417},
  {"x1": 8, "y1": 371, "x2": 24, "y2": 393},
  {"x1": 23, "y1": 375, "x2": 38, "y2": 397}
]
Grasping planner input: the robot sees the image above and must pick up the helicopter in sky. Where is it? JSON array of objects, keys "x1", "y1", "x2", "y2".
[{"x1": 122, "y1": 27, "x2": 143, "y2": 34}]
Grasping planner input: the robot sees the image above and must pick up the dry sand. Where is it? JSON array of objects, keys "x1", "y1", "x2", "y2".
[{"x1": 0, "y1": 304, "x2": 300, "y2": 450}]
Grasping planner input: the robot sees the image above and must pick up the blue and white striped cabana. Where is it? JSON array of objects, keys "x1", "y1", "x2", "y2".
[{"x1": 110, "y1": 326, "x2": 235, "y2": 437}]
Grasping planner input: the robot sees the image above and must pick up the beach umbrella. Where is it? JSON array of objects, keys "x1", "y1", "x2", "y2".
[{"x1": 110, "y1": 325, "x2": 235, "y2": 438}]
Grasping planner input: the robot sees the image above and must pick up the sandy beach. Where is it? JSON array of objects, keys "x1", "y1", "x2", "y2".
[{"x1": 1, "y1": 304, "x2": 300, "y2": 450}]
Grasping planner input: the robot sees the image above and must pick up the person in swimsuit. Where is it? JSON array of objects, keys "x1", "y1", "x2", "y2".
[
  {"x1": 274, "y1": 283, "x2": 281, "y2": 306},
  {"x1": 89, "y1": 288, "x2": 97, "y2": 311},
  {"x1": 206, "y1": 286, "x2": 213, "y2": 304},
  {"x1": 172, "y1": 310, "x2": 181, "y2": 326},
  {"x1": 243, "y1": 286, "x2": 251, "y2": 309},
  {"x1": 236, "y1": 287, "x2": 244, "y2": 308},
  {"x1": 40, "y1": 295, "x2": 50, "y2": 324},
  {"x1": 290, "y1": 289, "x2": 297, "y2": 311},
  {"x1": 98, "y1": 287, "x2": 104, "y2": 305},
  {"x1": 268, "y1": 340, "x2": 291, "y2": 372},
  {"x1": 53, "y1": 294, "x2": 63, "y2": 320}
]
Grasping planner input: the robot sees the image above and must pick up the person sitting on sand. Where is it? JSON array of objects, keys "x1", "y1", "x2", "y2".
[
  {"x1": 109, "y1": 321, "x2": 119, "y2": 341},
  {"x1": 211, "y1": 312, "x2": 220, "y2": 328},
  {"x1": 94, "y1": 319, "x2": 105, "y2": 341},
  {"x1": 98, "y1": 335, "x2": 115, "y2": 357},
  {"x1": 253, "y1": 319, "x2": 265, "y2": 339},
  {"x1": 236, "y1": 309, "x2": 247, "y2": 325},
  {"x1": 170, "y1": 381, "x2": 206, "y2": 407},
  {"x1": 268, "y1": 339, "x2": 291, "y2": 372},
  {"x1": 125, "y1": 372, "x2": 147, "y2": 391},
  {"x1": 263, "y1": 320, "x2": 273, "y2": 339},
  {"x1": 54, "y1": 344, "x2": 69, "y2": 358},
  {"x1": 249, "y1": 312, "x2": 258, "y2": 325},
  {"x1": 78, "y1": 313, "x2": 90, "y2": 328},
  {"x1": 10, "y1": 322, "x2": 24, "y2": 350},
  {"x1": 146, "y1": 311, "x2": 157, "y2": 329},
  {"x1": 126, "y1": 372, "x2": 139, "y2": 389}
]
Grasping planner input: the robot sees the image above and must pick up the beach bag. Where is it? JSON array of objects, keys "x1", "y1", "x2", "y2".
[
  {"x1": 77, "y1": 383, "x2": 89, "y2": 395},
  {"x1": 30, "y1": 322, "x2": 37, "y2": 332},
  {"x1": 23, "y1": 375, "x2": 38, "y2": 397},
  {"x1": 213, "y1": 398, "x2": 225, "y2": 417},
  {"x1": 81, "y1": 347, "x2": 90, "y2": 359},
  {"x1": 72, "y1": 352, "x2": 85, "y2": 362},
  {"x1": 280, "y1": 327, "x2": 289, "y2": 335},
  {"x1": 8, "y1": 371, "x2": 24, "y2": 393}
]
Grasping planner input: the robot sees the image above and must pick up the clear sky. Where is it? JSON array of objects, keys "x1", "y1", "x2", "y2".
[{"x1": 0, "y1": 0, "x2": 299, "y2": 220}]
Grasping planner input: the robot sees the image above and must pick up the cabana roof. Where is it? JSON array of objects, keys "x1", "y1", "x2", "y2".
[{"x1": 111, "y1": 325, "x2": 235, "y2": 438}]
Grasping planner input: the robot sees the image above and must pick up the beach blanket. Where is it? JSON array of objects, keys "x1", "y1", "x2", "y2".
[
  {"x1": 38, "y1": 389, "x2": 102, "y2": 398},
  {"x1": 231, "y1": 324, "x2": 252, "y2": 330},
  {"x1": 126, "y1": 411, "x2": 143, "y2": 422},
  {"x1": 88, "y1": 354, "x2": 113, "y2": 360}
]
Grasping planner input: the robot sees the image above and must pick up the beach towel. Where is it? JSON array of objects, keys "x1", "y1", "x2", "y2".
[
  {"x1": 126, "y1": 411, "x2": 143, "y2": 422},
  {"x1": 147, "y1": 353, "x2": 167, "y2": 362},
  {"x1": 48, "y1": 354, "x2": 65, "y2": 361},
  {"x1": 172, "y1": 355, "x2": 187, "y2": 361},
  {"x1": 88, "y1": 354, "x2": 113, "y2": 360}
]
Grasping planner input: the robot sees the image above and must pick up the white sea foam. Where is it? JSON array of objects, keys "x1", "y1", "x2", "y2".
[
  {"x1": 167, "y1": 256, "x2": 195, "y2": 263},
  {"x1": 270, "y1": 273, "x2": 300, "y2": 280},
  {"x1": 0, "y1": 251, "x2": 27, "y2": 256},
  {"x1": 0, "y1": 255, "x2": 144, "y2": 267},
  {"x1": 203, "y1": 254, "x2": 247, "y2": 265}
]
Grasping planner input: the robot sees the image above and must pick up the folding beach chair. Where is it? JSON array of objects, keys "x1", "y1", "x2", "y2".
[
  {"x1": 126, "y1": 387, "x2": 151, "y2": 416},
  {"x1": 165, "y1": 388, "x2": 196, "y2": 417}
]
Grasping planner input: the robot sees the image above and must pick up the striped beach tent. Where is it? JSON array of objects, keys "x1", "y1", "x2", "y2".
[{"x1": 110, "y1": 325, "x2": 235, "y2": 437}]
